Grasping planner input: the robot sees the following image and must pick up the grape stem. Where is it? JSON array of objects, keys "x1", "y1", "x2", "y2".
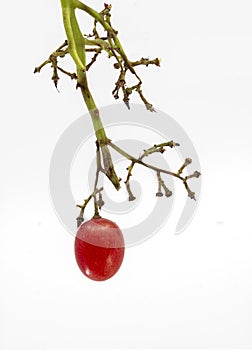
[
  {"x1": 34, "y1": 1, "x2": 201, "y2": 224},
  {"x1": 108, "y1": 141, "x2": 200, "y2": 201},
  {"x1": 76, "y1": 139, "x2": 200, "y2": 223}
]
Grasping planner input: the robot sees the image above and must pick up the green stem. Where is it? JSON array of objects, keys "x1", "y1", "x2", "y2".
[
  {"x1": 60, "y1": 0, "x2": 121, "y2": 190},
  {"x1": 78, "y1": 74, "x2": 121, "y2": 190},
  {"x1": 60, "y1": 0, "x2": 86, "y2": 71}
]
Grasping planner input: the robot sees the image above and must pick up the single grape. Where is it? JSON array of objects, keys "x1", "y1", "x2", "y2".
[{"x1": 74, "y1": 217, "x2": 125, "y2": 281}]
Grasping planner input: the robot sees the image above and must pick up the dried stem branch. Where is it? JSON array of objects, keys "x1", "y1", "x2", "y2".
[
  {"x1": 76, "y1": 141, "x2": 105, "y2": 226},
  {"x1": 109, "y1": 141, "x2": 200, "y2": 201},
  {"x1": 35, "y1": 2, "x2": 159, "y2": 111}
]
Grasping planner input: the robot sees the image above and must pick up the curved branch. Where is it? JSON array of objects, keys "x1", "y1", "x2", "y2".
[{"x1": 108, "y1": 141, "x2": 201, "y2": 200}]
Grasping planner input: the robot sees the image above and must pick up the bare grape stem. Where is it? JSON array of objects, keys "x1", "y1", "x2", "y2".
[{"x1": 34, "y1": 1, "x2": 201, "y2": 224}]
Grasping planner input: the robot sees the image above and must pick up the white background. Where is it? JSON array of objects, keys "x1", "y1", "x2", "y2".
[{"x1": 1, "y1": 0, "x2": 252, "y2": 349}]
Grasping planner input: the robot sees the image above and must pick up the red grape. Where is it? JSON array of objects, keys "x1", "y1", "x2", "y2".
[{"x1": 74, "y1": 217, "x2": 125, "y2": 281}]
